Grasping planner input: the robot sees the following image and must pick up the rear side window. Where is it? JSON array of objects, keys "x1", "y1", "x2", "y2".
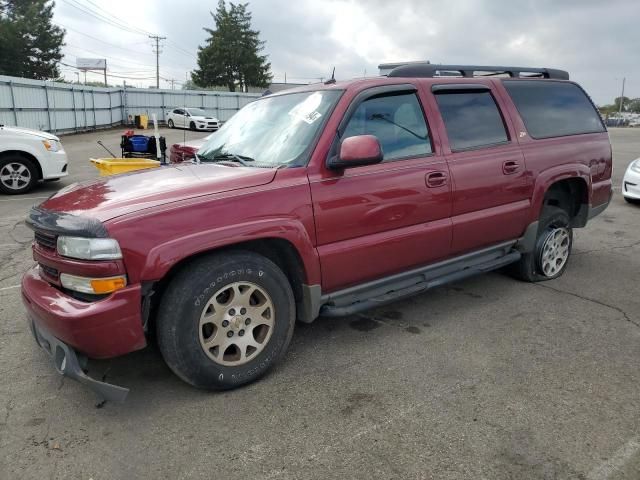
[
  {"x1": 503, "y1": 80, "x2": 605, "y2": 139},
  {"x1": 342, "y1": 92, "x2": 432, "y2": 161},
  {"x1": 434, "y1": 91, "x2": 509, "y2": 151}
]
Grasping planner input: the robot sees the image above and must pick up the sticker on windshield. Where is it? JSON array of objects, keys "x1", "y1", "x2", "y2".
[{"x1": 288, "y1": 92, "x2": 323, "y2": 124}]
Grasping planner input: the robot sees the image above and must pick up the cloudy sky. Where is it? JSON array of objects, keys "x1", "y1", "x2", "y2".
[{"x1": 53, "y1": 0, "x2": 638, "y2": 105}]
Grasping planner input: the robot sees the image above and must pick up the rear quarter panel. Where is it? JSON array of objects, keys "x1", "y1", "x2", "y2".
[{"x1": 493, "y1": 80, "x2": 612, "y2": 222}]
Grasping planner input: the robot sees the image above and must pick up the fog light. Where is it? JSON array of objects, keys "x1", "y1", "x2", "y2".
[{"x1": 60, "y1": 273, "x2": 127, "y2": 295}]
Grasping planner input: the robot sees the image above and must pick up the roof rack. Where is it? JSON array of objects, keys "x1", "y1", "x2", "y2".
[{"x1": 387, "y1": 63, "x2": 569, "y2": 80}]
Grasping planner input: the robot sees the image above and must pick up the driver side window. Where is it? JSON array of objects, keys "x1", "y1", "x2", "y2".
[{"x1": 343, "y1": 92, "x2": 432, "y2": 162}]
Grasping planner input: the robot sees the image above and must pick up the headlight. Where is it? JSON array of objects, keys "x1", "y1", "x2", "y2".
[
  {"x1": 60, "y1": 273, "x2": 127, "y2": 294},
  {"x1": 57, "y1": 236, "x2": 122, "y2": 260},
  {"x1": 631, "y1": 159, "x2": 640, "y2": 173},
  {"x1": 42, "y1": 139, "x2": 61, "y2": 152}
]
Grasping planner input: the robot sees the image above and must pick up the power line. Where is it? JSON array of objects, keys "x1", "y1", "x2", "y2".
[{"x1": 61, "y1": 0, "x2": 149, "y2": 36}]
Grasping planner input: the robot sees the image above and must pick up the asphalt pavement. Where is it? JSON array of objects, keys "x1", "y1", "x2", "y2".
[{"x1": 0, "y1": 127, "x2": 638, "y2": 480}]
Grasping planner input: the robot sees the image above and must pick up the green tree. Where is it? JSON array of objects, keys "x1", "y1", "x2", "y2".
[
  {"x1": 613, "y1": 96, "x2": 631, "y2": 112},
  {"x1": 0, "y1": 0, "x2": 65, "y2": 79},
  {"x1": 627, "y1": 98, "x2": 640, "y2": 114},
  {"x1": 192, "y1": 1, "x2": 271, "y2": 92}
]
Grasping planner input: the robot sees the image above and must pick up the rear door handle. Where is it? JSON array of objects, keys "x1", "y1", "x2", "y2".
[
  {"x1": 502, "y1": 160, "x2": 520, "y2": 175},
  {"x1": 425, "y1": 171, "x2": 448, "y2": 188}
]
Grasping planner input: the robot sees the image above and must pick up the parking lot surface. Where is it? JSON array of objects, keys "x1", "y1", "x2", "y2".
[{"x1": 0, "y1": 127, "x2": 639, "y2": 480}]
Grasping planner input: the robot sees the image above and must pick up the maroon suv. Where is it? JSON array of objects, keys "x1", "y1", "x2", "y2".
[{"x1": 22, "y1": 64, "x2": 612, "y2": 402}]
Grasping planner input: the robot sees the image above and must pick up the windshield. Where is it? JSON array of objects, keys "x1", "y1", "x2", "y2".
[
  {"x1": 198, "y1": 90, "x2": 342, "y2": 167},
  {"x1": 187, "y1": 108, "x2": 207, "y2": 116}
]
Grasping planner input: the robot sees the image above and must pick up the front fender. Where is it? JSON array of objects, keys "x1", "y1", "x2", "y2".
[
  {"x1": 139, "y1": 218, "x2": 321, "y2": 285},
  {"x1": 528, "y1": 163, "x2": 591, "y2": 224}
]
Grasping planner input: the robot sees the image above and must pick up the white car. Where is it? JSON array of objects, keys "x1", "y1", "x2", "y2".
[
  {"x1": 622, "y1": 157, "x2": 640, "y2": 204},
  {"x1": 166, "y1": 108, "x2": 220, "y2": 131},
  {"x1": 0, "y1": 125, "x2": 68, "y2": 195}
]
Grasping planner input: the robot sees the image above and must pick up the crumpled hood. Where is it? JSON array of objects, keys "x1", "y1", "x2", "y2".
[
  {"x1": 1, "y1": 125, "x2": 59, "y2": 140},
  {"x1": 40, "y1": 163, "x2": 277, "y2": 222}
]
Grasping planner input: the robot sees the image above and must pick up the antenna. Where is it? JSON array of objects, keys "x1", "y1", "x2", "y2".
[{"x1": 324, "y1": 67, "x2": 336, "y2": 85}]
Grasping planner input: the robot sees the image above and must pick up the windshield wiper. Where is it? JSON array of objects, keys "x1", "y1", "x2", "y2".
[{"x1": 201, "y1": 153, "x2": 255, "y2": 167}]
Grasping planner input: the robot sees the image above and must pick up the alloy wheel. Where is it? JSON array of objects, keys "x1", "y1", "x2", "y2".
[
  {"x1": 539, "y1": 227, "x2": 570, "y2": 277},
  {"x1": 199, "y1": 281, "x2": 275, "y2": 366},
  {"x1": 0, "y1": 162, "x2": 31, "y2": 191}
]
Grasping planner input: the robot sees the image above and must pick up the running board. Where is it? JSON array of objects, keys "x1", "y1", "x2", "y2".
[{"x1": 320, "y1": 242, "x2": 521, "y2": 318}]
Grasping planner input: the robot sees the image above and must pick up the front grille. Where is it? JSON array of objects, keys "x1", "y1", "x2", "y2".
[
  {"x1": 34, "y1": 231, "x2": 57, "y2": 250},
  {"x1": 39, "y1": 263, "x2": 59, "y2": 280}
]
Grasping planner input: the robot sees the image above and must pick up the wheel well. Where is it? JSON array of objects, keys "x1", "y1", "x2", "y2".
[
  {"x1": 543, "y1": 178, "x2": 588, "y2": 227},
  {"x1": 0, "y1": 150, "x2": 43, "y2": 179},
  {"x1": 145, "y1": 238, "x2": 307, "y2": 334}
]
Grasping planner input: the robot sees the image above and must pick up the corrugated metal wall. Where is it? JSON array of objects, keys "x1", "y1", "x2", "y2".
[{"x1": 0, "y1": 75, "x2": 260, "y2": 134}]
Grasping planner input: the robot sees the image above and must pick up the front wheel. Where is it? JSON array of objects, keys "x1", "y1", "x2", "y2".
[
  {"x1": 510, "y1": 206, "x2": 573, "y2": 282},
  {"x1": 168, "y1": 119, "x2": 174, "y2": 129},
  {"x1": 0, "y1": 155, "x2": 38, "y2": 195},
  {"x1": 157, "y1": 251, "x2": 296, "y2": 390},
  {"x1": 189, "y1": 121, "x2": 196, "y2": 131}
]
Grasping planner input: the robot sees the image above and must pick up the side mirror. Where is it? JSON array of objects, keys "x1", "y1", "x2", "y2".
[{"x1": 328, "y1": 134, "x2": 383, "y2": 170}]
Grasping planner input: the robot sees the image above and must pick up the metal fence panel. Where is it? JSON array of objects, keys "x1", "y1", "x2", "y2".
[{"x1": 0, "y1": 75, "x2": 261, "y2": 134}]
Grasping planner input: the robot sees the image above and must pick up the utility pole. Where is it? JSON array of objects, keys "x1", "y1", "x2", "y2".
[
  {"x1": 149, "y1": 35, "x2": 166, "y2": 89},
  {"x1": 618, "y1": 77, "x2": 626, "y2": 114},
  {"x1": 169, "y1": 79, "x2": 176, "y2": 90},
  {"x1": 104, "y1": 60, "x2": 108, "y2": 87}
]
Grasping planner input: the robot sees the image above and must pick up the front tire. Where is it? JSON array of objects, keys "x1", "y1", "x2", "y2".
[
  {"x1": 0, "y1": 155, "x2": 38, "y2": 195},
  {"x1": 189, "y1": 121, "x2": 196, "y2": 131},
  {"x1": 168, "y1": 119, "x2": 175, "y2": 129},
  {"x1": 510, "y1": 206, "x2": 573, "y2": 282},
  {"x1": 157, "y1": 251, "x2": 296, "y2": 390}
]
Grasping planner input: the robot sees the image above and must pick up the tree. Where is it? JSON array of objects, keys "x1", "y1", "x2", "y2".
[
  {"x1": 192, "y1": 1, "x2": 271, "y2": 92},
  {"x1": 0, "y1": 0, "x2": 65, "y2": 79},
  {"x1": 627, "y1": 98, "x2": 640, "y2": 114},
  {"x1": 613, "y1": 96, "x2": 631, "y2": 112}
]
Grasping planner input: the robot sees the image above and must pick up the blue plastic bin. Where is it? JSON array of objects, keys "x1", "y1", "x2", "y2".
[{"x1": 129, "y1": 135, "x2": 150, "y2": 153}]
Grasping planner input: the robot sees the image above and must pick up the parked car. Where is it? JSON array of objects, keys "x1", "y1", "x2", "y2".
[
  {"x1": 622, "y1": 157, "x2": 640, "y2": 203},
  {"x1": 169, "y1": 133, "x2": 213, "y2": 163},
  {"x1": 0, "y1": 125, "x2": 68, "y2": 194},
  {"x1": 22, "y1": 64, "x2": 612, "y2": 402},
  {"x1": 166, "y1": 108, "x2": 220, "y2": 131}
]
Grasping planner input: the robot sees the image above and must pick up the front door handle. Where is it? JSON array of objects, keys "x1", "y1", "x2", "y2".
[
  {"x1": 425, "y1": 171, "x2": 448, "y2": 188},
  {"x1": 502, "y1": 160, "x2": 520, "y2": 175}
]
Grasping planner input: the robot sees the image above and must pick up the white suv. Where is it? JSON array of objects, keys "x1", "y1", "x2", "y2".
[{"x1": 0, "y1": 125, "x2": 68, "y2": 194}]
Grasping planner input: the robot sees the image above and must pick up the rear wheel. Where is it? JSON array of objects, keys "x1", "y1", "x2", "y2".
[
  {"x1": 510, "y1": 206, "x2": 573, "y2": 282},
  {"x1": 157, "y1": 251, "x2": 296, "y2": 390},
  {"x1": 168, "y1": 119, "x2": 174, "y2": 129},
  {"x1": 0, "y1": 155, "x2": 38, "y2": 195}
]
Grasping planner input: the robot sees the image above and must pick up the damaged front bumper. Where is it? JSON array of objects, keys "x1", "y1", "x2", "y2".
[{"x1": 28, "y1": 318, "x2": 129, "y2": 404}]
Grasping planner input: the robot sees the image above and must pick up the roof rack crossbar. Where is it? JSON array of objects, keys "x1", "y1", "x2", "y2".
[{"x1": 387, "y1": 64, "x2": 569, "y2": 80}]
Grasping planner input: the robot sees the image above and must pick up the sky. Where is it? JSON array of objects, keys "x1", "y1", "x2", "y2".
[{"x1": 53, "y1": 0, "x2": 639, "y2": 105}]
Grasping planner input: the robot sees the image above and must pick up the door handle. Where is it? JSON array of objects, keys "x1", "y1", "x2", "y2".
[
  {"x1": 502, "y1": 160, "x2": 520, "y2": 175},
  {"x1": 425, "y1": 171, "x2": 448, "y2": 188}
]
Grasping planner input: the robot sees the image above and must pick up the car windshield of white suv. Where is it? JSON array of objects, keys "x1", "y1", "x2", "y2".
[{"x1": 198, "y1": 90, "x2": 342, "y2": 168}]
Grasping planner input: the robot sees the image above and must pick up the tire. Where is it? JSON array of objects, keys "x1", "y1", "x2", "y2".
[
  {"x1": 168, "y1": 119, "x2": 174, "y2": 129},
  {"x1": 509, "y1": 206, "x2": 573, "y2": 282},
  {"x1": 189, "y1": 121, "x2": 196, "y2": 131},
  {"x1": 624, "y1": 196, "x2": 640, "y2": 205},
  {"x1": 0, "y1": 155, "x2": 38, "y2": 195},
  {"x1": 156, "y1": 250, "x2": 296, "y2": 390}
]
